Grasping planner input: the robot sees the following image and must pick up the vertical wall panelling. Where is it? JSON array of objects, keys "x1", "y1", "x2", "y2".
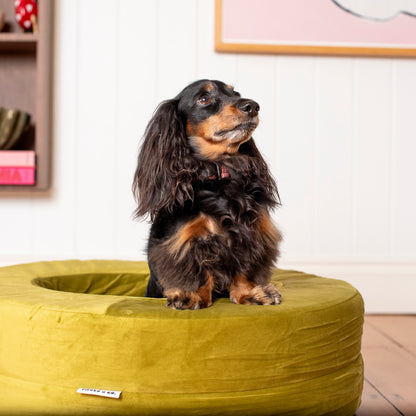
[
  {"x1": 75, "y1": 0, "x2": 119, "y2": 257},
  {"x1": 0, "y1": 197, "x2": 34, "y2": 259},
  {"x1": 31, "y1": 0, "x2": 79, "y2": 259},
  {"x1": 116, "y1": 0, "x2": 158, "y2": 259},
  {"x1": 274, "y1": 57, "x2": 316, "y2": 258},
  {"x1": 353, "y1": 59, "x2": 392, "y2": 257},
  {"x1": 314, "y1": 58, "x2": 354, "y2": 256},
  {"x1": 392, "y1": 60, "x2": 416, "y2": 257},
  {"x1": 157, "y1": 0, "x2": 198, "y2": 100}
]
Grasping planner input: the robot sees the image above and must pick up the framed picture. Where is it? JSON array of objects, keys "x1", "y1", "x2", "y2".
[{"x1": 215, "y1": 0, "x2": 416, "y2": 57}]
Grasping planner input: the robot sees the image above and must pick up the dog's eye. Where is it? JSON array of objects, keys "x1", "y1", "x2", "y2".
[{"x1": 197, "y1": 94, "x2": 212, "y2": 106}]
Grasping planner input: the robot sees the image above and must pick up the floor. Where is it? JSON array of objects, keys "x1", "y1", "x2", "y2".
[{"x1": 356, "y1": 315, "x2": 416, "y2": 416}]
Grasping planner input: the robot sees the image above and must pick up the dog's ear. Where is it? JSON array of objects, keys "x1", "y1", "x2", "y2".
[
  {"x1": 132, "y1": 99, "x2": 195, "y2": 220},
  {"x1": 240, "y1": 138, "x2": 281, "y2": 208}
]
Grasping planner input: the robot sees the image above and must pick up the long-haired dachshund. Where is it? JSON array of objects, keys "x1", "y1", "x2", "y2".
[{"x1": 133, "y1": 79, "x2": 282, "y2": 309}]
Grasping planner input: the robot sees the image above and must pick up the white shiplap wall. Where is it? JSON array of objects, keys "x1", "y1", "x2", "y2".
[{"x1": 0, "y1": 0, "x2": 415, "y2": 312}]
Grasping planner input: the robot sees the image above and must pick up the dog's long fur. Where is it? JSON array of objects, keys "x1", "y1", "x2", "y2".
[{"x1": 133, "y1": 80, "x2": 282, "y2": 309}]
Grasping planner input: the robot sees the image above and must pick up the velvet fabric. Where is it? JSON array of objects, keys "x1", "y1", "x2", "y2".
[{"x1": 0, "y1": 260, "x2": 364, "y2": 415}]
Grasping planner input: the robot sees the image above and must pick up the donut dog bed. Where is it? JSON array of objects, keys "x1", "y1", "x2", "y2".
[{"x1": 0, "y1": 260, "x2": 364, "y2": 416}]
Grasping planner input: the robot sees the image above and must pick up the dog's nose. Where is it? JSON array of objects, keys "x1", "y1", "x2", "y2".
[{"x1": 237, "y1": 99, "x2": 260, "y2": 117}]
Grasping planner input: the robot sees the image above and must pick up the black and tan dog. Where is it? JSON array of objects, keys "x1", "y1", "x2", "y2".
[{"x1": 133, "y1": 80, "x2": 282, "y2": 309}]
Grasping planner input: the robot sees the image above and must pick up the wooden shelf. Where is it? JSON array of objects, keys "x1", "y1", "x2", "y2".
[
  {"x1": 0, "y1": 33, "x2": 38, "y2": 41},
  {"x1": 0, "y1": 33, "x2": 38, "y2": 51},
  {"x1": 0, "y1": 0, "x2": 53, "y2": 191}
]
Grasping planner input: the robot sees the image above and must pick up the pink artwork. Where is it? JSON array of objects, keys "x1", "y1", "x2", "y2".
[{"x1": 215, "y1": 0, "x2": 416, "y2": 56}]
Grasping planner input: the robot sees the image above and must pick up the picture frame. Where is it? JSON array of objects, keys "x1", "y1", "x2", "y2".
[{"x1": 215, "y1": 0, "x2": 416, "y2": 57}]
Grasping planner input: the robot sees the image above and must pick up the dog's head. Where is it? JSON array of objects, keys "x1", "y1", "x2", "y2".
[
  {"x1": 176, "y1": 80, "x2": 260, "y2": 160},
  {"x1": 133, "y1": 80, "x2": 274, "y2": 220}
]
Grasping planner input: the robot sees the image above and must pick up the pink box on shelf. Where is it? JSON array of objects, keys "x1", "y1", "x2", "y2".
[
  {"x1": 0, "y1": 150, "x2": 36, "y2": 167},
  {"x1": 0, "y1": 151, "x2": 36, "y2": 185},
  {"x1": 0, "y1": 166, "x2": 36, "y2": 185}
]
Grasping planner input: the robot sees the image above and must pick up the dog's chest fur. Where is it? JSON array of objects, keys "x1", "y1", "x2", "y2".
[{"x1": 148, "y1": 167, "x2": 279, "y2": 291}]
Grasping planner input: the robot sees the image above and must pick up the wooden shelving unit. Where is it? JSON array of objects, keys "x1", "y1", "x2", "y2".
[{"x1": 0, "y1": 0, "x2": 53, "y2": 191}]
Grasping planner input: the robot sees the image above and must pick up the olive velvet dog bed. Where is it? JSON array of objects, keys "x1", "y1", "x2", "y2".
[{"x1": 0, "y1": 260, "x2": 364, "y2": 416}]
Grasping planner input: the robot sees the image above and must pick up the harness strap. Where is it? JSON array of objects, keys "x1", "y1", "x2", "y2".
[{"x1": 207, "y1": 164, "x2": 230, "y2": 180}]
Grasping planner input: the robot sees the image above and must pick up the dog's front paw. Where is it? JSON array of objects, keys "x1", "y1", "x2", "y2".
[
  {"x1": 165, "y1": 289, "x2": 206, "y2": 310},
  {"x1": 260, "y1": 283, "x2": 282, "y2": 305},
  {"x1": 230, "y1": 282, "x2": 281, "y2": 305}
]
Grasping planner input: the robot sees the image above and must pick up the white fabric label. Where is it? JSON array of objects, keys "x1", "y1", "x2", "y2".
[{"x1": 77, "y1": 388, "x2": 121, "y2": 399}]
